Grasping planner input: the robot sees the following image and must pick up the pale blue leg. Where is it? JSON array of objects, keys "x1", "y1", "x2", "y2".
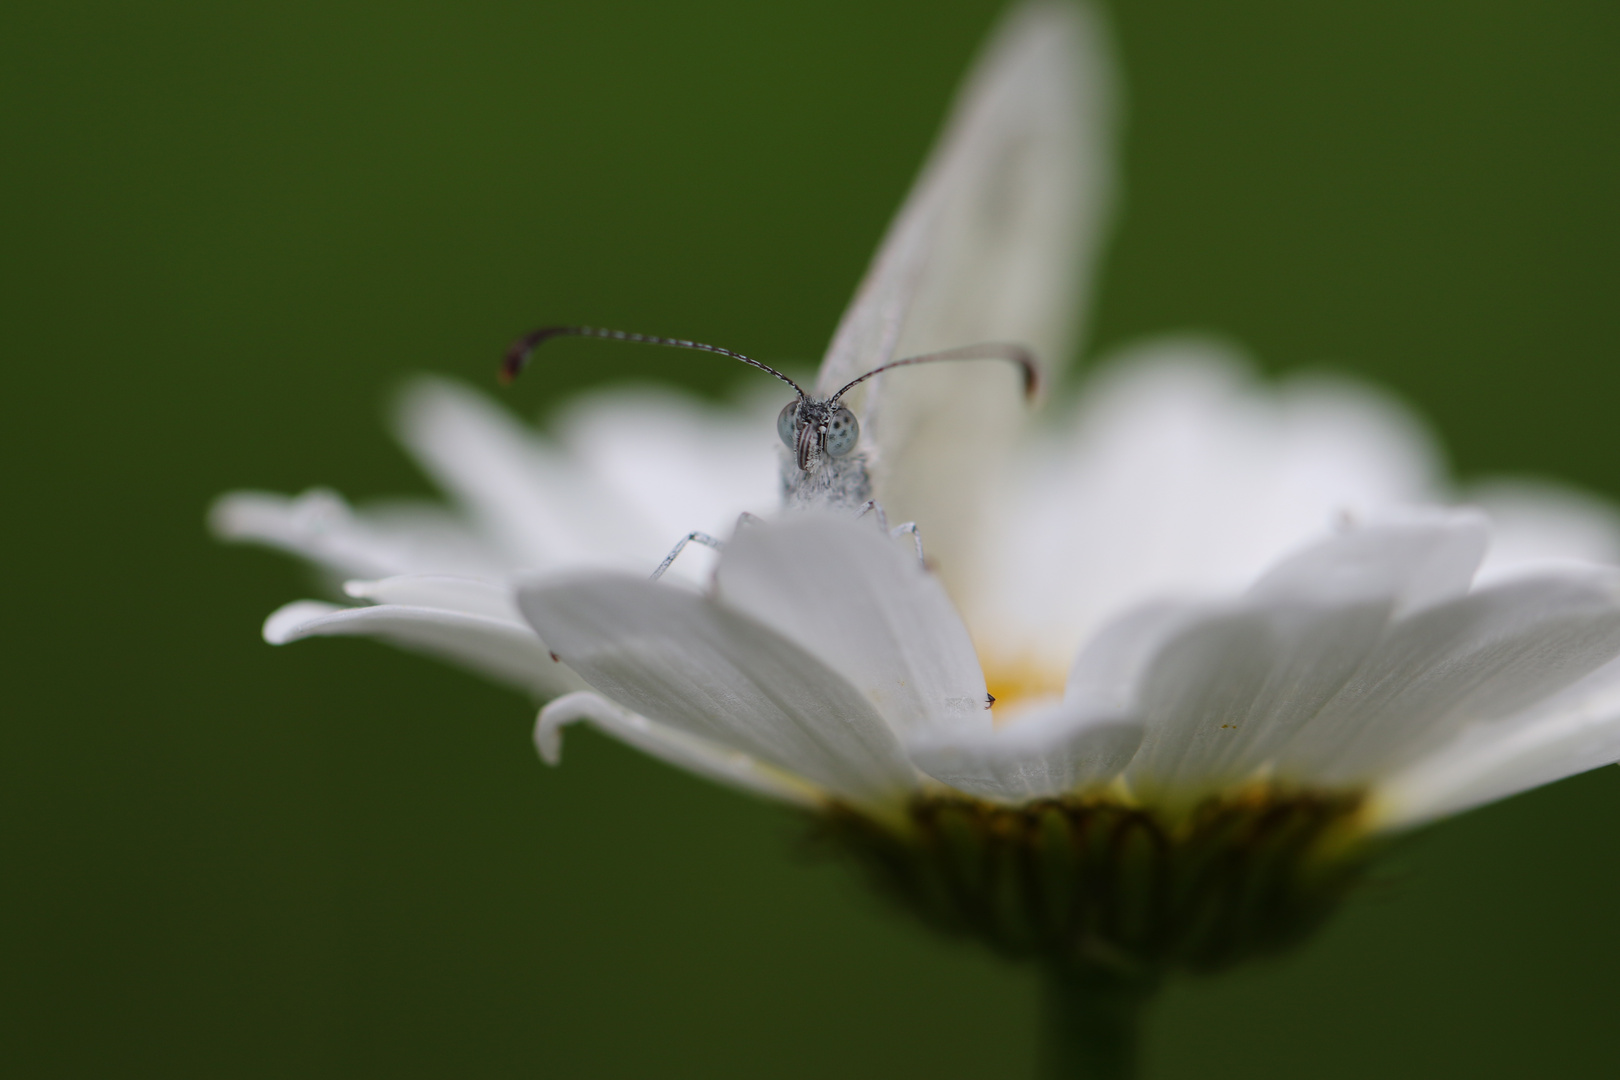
[
  {"x1": 650, "y1": 513, "x2": 766, "y2": 580},
  {"x1": 650, "y1": 531, "x2": 723, "y2": 581},
  {"x1": 855, "y1": 500, "x2": 924, "y2": 566},
  {"x1": 891, "y1": 521, "x2": 925, "y2": 565},
  {"x1": 855, "y1": 500, "x2": 889, "y2": 529}
]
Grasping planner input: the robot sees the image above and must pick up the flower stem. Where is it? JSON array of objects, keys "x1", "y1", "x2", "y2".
[{"x1": 1039, "y1": 964, "x2": 1155, "y2": 1080}]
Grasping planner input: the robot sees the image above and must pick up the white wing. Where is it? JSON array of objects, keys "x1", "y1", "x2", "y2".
[{"x1": 818, "y1": 1, "x2": 1118, "y2": 595}]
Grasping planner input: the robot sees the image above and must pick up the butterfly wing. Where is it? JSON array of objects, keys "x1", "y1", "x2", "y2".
[{"x1": 817, "y1": 0, "x2": 1118, "y2": 598}]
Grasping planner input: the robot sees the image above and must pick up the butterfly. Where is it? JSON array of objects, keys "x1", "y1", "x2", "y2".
[{"x1": 501, "y1": 2, "x2": 1113, "y2": 588}]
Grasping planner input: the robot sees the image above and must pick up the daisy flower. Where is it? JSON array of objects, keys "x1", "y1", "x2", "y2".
[{"x1": 214, "y1": 4, "x2": 1620, "y2": 1076}]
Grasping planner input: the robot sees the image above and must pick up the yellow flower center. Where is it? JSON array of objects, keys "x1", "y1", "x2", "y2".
[{"x1": 982, "y1": 655, "x2": 1068, "y2": 721}]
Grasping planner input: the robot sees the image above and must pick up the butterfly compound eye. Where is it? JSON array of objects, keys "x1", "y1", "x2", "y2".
[
  {"x1": 777, "y1": 401, "x2": 800, "y2": 449},
  {"x1": 825, "y1": 406, "x2": 859, "y2": 457}
]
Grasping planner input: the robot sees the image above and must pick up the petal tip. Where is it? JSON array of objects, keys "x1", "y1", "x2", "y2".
[
  {"x1": 206, "y1": 490, "x2": 259, "y2": 540},
  {"x1": 261, "y1": 600, "x2": 340, "y2": 645},
  {"x1": 535, "y1": 691, "x2": 606, "y2": 766},
  {"x1": 534, "y1": 720, "x2": 564, "y2": 766}
]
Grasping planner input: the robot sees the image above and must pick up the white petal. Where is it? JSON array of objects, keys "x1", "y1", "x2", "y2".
[
  {"x1": 396, "y1": 378, "x2": 774, "y2": 586},
  {"x1": 556, "y1": 386, "x2": 780, "y2": 546},
  {"x1": 1375, "y1": 657, "x2": 1620, "y2": 827},
  {"x1": 971, "y1": 344, "x2": 1445, "y2": 669},
  {"x1": 517, "y1": 572, "x2": 918, "y2": 806},
  {"x1": 1280, "y1": 570, "x2": 1620, "y2": 785},
  {"x1": 818, "y1": 0, "x2": 1118, "y2": 599},
  {"x1": 908, "y1": 700, "x2": 1141, "y2": 802},
  {"x1": 263, "y1": 600, "x2": 346, "y2": 644},
  {"x1": 343, "y1": 573, "x2": 519, "y2": 623},
  {"x1": 210, "y1": 488, "x2": 502, "y2": 580},
  {"x1": 1248, "y1": 509, "x2": 1487, "y2": 615},
  {"x1": 1102, "y1": 519, "x2": 1483, "y2": 800},
  {"x1": 1064, "y1": 601, "x2": 1205, "y2": 713},
  {"x1": 714, "y1": 513, "x2": 989, "y2": 740},
  {"x1": 394, "y1": 377, "x2": 652, "y2": 570},
  {"x1": 1123, "y1": 598, "x2": 1394, "y2": 803},
  {"x1": 261, "y1": 598, "x2": 585, "y2": 699},
  {"x1": 536, "y1": 692, "x2": 823, "y2": 808},
  {"x1": 1470, "y1": 478, "x2": 1620, "y2": 583}
]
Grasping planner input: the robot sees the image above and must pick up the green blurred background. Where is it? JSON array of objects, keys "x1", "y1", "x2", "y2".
[{"x1": 6, "y1": 1, "x2": 1619, "y2": 1075}]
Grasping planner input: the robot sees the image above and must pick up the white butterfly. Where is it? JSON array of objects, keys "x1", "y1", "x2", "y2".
[{"x1": 502, "y1": 1, "x2": 1115, "y2": 586}]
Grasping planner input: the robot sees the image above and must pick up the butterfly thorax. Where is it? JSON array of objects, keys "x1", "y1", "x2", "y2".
[{"x1": 780, "y1": 448, "x2": 872, "y2": 511}]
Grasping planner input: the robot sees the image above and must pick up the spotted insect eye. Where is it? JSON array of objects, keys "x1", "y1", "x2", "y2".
[
  {"x1": 777, "y1": 400, "x2": 800, "y2": 449},
  {"x1": 825, "y1": 406, "x2": 859, "y2": 457}
]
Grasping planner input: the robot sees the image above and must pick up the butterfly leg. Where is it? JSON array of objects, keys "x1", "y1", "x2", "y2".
[
  {"x1": 891, "y1": 521, "x2": 925, "y2": 565},
  {"x1": 855, "y1": 500, "x2": 889, "y2": 529},
  {"x1": 650, "y1": 531, "x2": 724, "y2": 581},
  {"x1": 649, "y1": 513, "x2": 766, "y2": 581},
  {"x1": 856, "y1": 501, "x2": 925, "y2": 566}
]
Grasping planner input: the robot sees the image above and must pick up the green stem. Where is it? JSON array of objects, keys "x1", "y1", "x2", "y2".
[{"x1": 1038, "y1": 965, "x2": 1155, "y2": 1080}]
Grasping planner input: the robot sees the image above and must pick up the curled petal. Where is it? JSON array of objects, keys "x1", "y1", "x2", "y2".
[
  {"x1": 262, "y1": 598, "x2": 585, "y2": 700},
  {"x1": 343, "y1": 573, "x2": 519, "y2": 623}
]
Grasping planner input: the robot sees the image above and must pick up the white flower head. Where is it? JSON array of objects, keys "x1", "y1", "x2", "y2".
[{"x1": 214, "y1": 1, "x2": 1620, "y2": 988}]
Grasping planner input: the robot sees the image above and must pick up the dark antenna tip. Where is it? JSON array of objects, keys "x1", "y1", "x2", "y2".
[
  {"x1": 500, "y1": 326, "x2": 572, "y2": 385},
  {"x1": 497, "y1": 353, "x2": 521, "y2": 386},
  {"x1": 498, "y1": 324, "x2": 806, "y2": 397},
  {"x1": 1018, "y1": 350, "x2": 1041, "y2": 400}
]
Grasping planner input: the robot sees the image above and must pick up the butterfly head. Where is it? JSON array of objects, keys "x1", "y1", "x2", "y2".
[{"x1": 778, "y1": 397, "x2": 859, "y2": 473}]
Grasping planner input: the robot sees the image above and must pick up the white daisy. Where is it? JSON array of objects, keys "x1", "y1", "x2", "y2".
[
  {"x1": 216, "y1": 341, "x2": 1620, "y2": 830},
  {"x1": 214, "y1": 3, "x2": 1620, "y2": 1072}
]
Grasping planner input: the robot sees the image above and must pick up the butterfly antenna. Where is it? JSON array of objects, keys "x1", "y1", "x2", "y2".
[
  {"x1": 830, "y1": 342, "x2": 1041, "y2": 404},
  {"x1": 501, "y1": 326, "x2": 806, "y2": 398}
]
